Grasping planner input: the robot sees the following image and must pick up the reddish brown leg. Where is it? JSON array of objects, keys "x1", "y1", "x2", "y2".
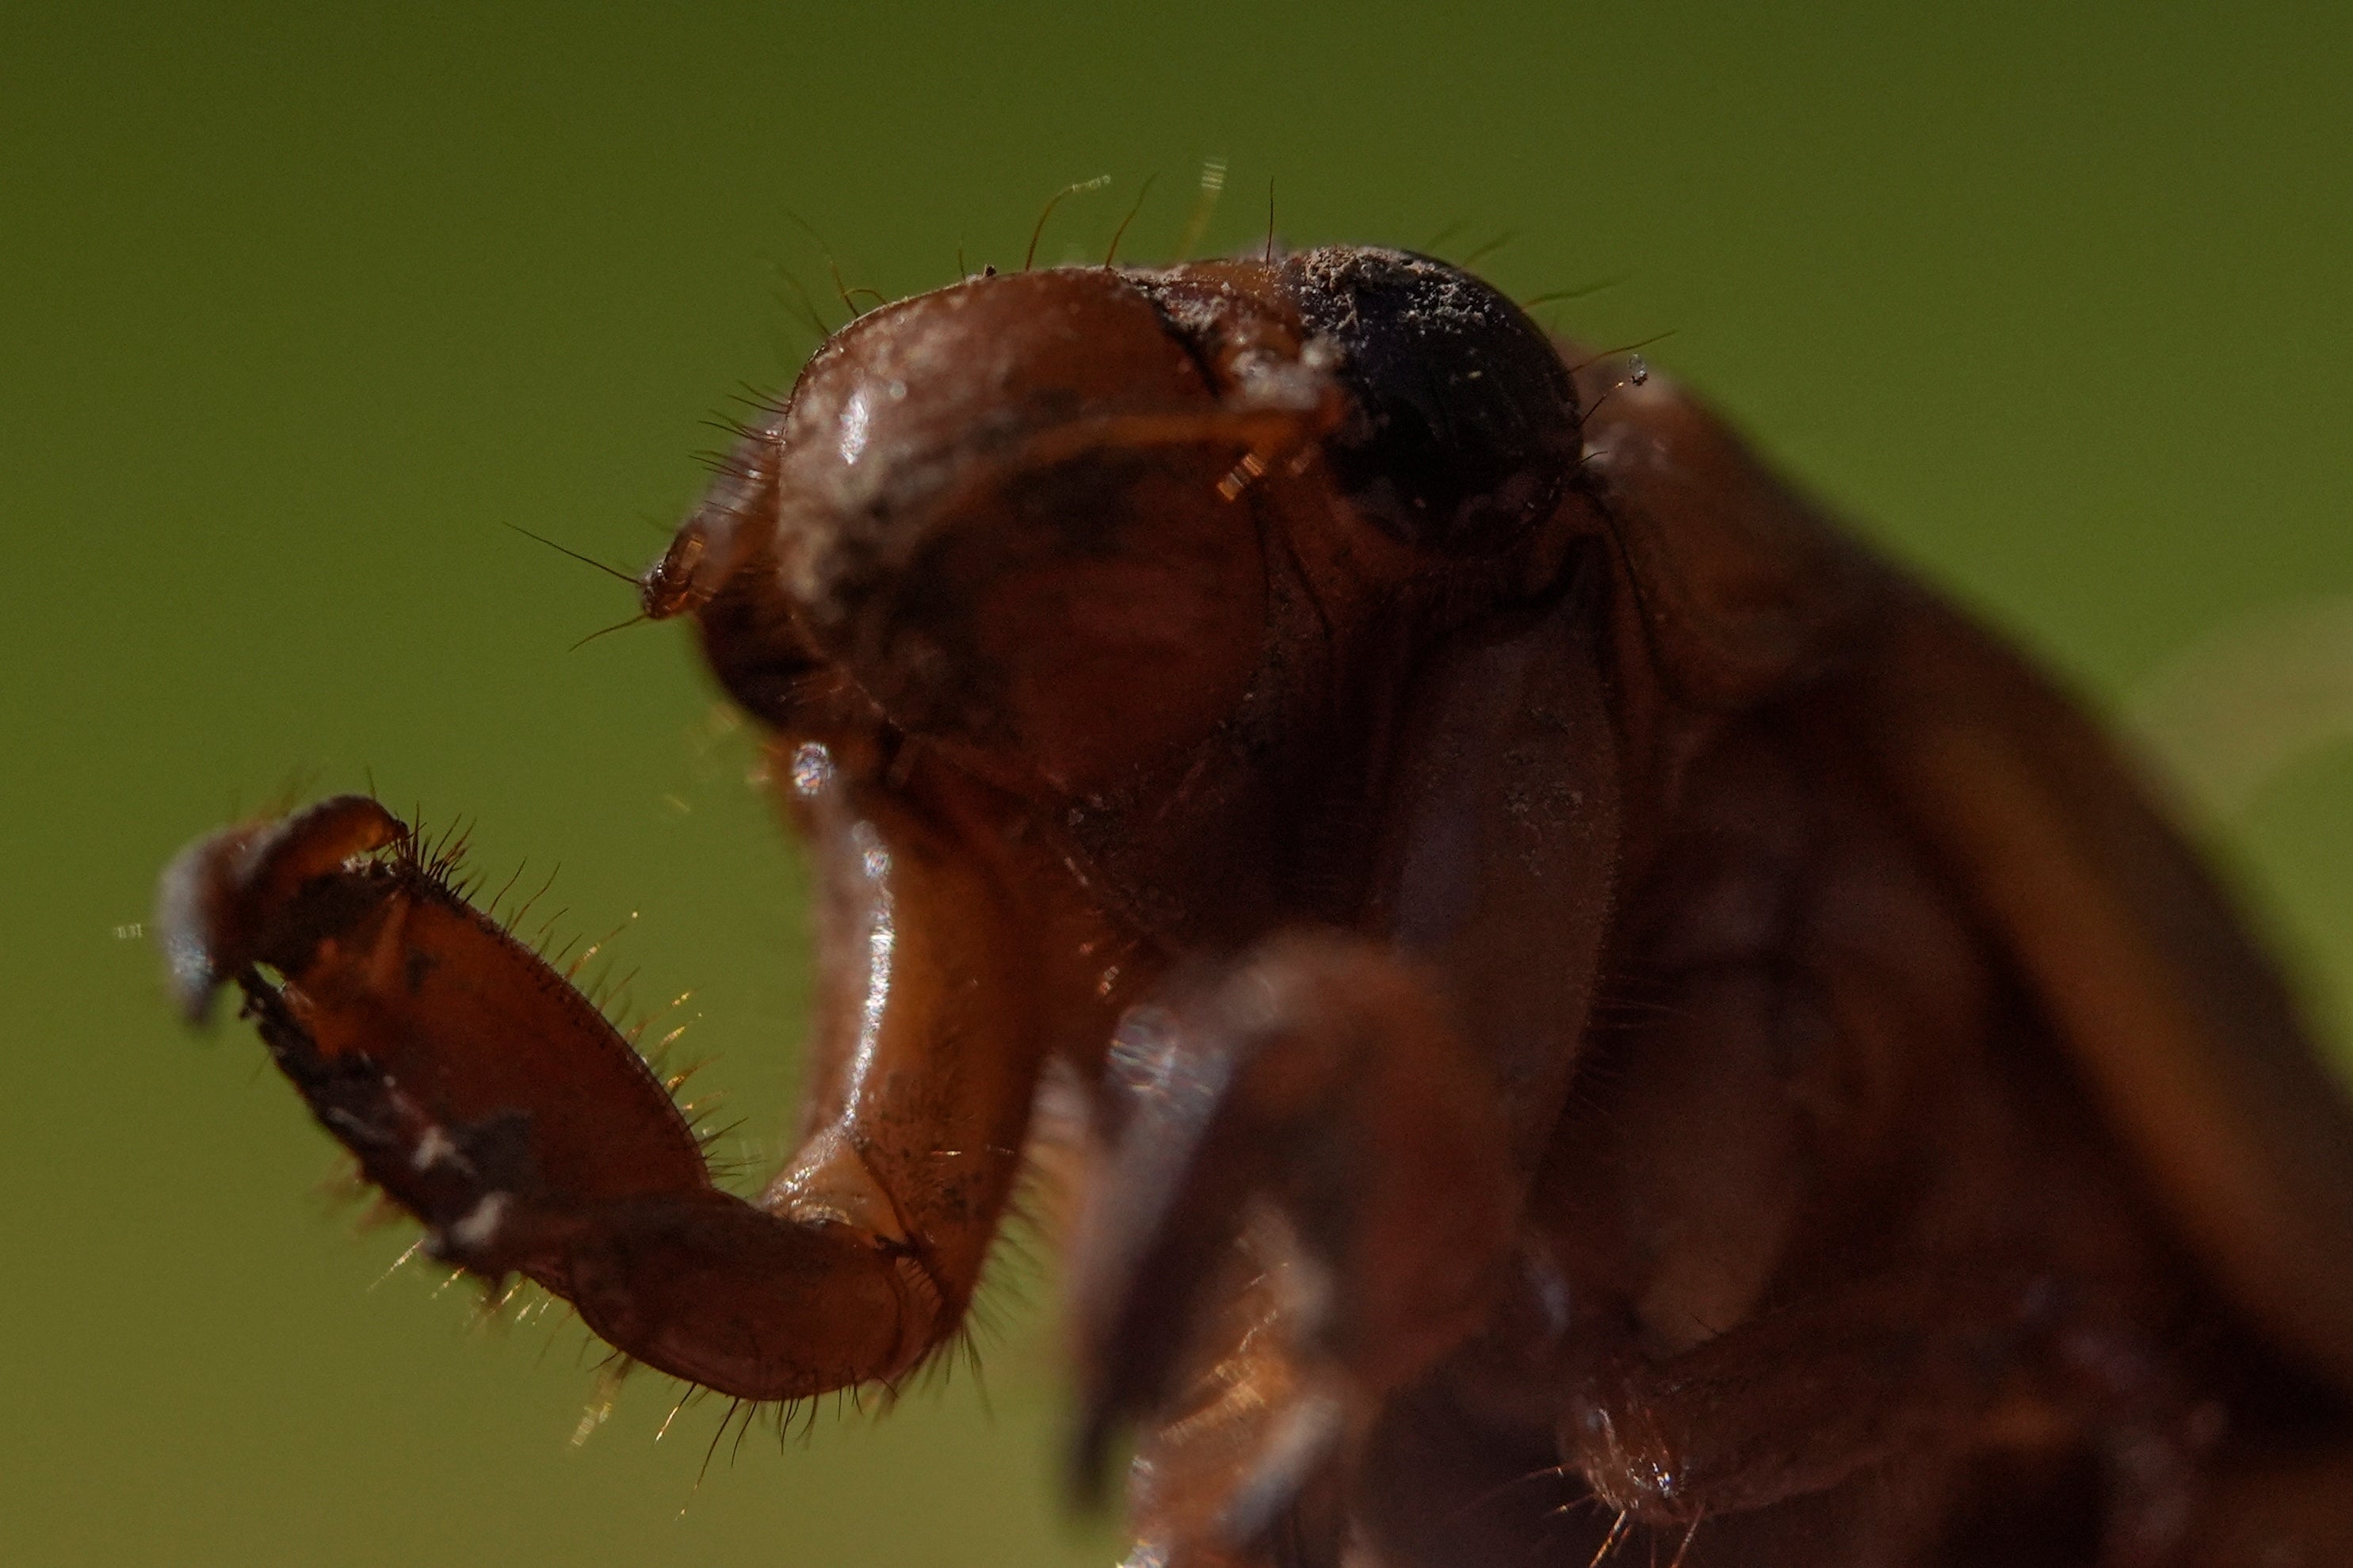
[
  {"x1": 159, "y1": 771, "x2": 1049, "y2": 1402},
  {"x1": 1067, "y1": 930, "x2": 1521, "y2": 1549},
  {"x1": 1560, "y1": 1273, "x2": 2036, "y2": 1521},
  {"x1": 1558, "y1": 1272, "x2": 2217, "y2": 1566}
]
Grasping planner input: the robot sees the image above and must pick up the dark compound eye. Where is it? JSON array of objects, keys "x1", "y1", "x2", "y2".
[{"x1": 1281, "y1": 248, "x2": 1580, "y2": 555}]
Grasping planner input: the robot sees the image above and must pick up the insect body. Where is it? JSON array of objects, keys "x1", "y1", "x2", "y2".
[{"x1": 161, "y1": 248, "x2": 2353, "y2": 1564}]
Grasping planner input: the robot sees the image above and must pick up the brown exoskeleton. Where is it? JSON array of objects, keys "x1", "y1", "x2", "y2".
[{"x1": 160, "y1": 248, "x2": 2353, "y2": 1564}]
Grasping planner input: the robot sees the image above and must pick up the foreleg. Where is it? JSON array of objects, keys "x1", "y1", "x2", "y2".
[{"x1": 159, "y1": 769, "x2": 1049, "y2": 1402}]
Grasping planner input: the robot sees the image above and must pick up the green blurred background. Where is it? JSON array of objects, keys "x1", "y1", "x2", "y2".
[{"x1": 6, "y1": 2, "x2": 2350, "y2": 1563}]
